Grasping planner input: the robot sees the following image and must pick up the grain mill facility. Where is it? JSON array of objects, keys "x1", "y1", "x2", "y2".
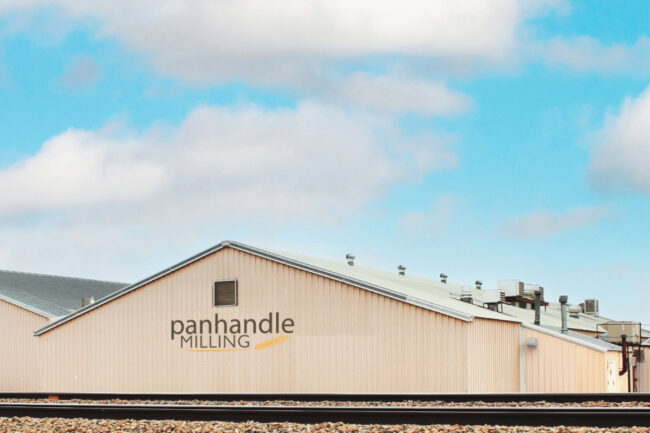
[{"x1": 0, "y1": 240, "x2": 646, "y2": 394}]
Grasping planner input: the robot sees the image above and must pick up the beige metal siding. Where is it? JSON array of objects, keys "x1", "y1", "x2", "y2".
[
  {"x1": 38, "y1": 247, "x2": 472, "y2": 393},
  {"x1": 468, "y1": 318, "x2": 520, "y2": 392},
  {"x1": 638, "y1": 348, "x2": 650, "y2": 392},
  {"x1": 0, "y1": 299, "x2": 48, "y2": 391},
  {"x1": 523, "y1": 328, "x2": 607, "y2": 392},
  {"x1": 605, "y1": 350, "x2": 628, "y2": 393}
]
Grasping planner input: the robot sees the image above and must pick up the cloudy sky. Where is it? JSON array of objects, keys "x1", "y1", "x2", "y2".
[{"x1": 0, "y1": 0, "x2": 649, "y2": 324}]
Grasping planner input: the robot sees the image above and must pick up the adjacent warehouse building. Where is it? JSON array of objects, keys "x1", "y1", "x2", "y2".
[
  {"x1": 0, "y1": 241, "x2": 633, "y2": 393},
  {"x1": 0, "y1": 271, "x2": 126, "y2": 391}
]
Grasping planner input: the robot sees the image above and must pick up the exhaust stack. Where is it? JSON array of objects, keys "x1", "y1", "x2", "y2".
[
  {"x1": 440, "y1": 273, "x2": 447, "y2": 284},
  {"x1": 346, "y1": 254, "x2": 355, "y2": 266},
  {"x1": 398, "y1": 265, "x2": 406, "y2": 276},
  {"x1": 559, "y1": 295, "x2": 568, "y2": 334},
  {"x1": 533, "y1": 290, "x2": 542, "y2": 326}
]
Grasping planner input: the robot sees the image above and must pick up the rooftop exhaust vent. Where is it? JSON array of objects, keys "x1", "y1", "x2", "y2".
[
  {"x1": 559, "y1": 295, "x2": 568, "y2": 334},
  {"x1": 584, "y1": 299, "x2": 599, "y2": 316},
  {"x1": 440, "y1": 273, "x2": 447, "y2": 284},
  {"x1": 475, "y1": 280, "x2": 482, "y2": 290},
  {"x1": 461, "y1": 286, "x2": 473, "y2": 304},
  {"x1": 398, "y1": 265, "x2": 406, "y2": 276},
  {"x1": 345, "y1": 253, "x2": 355, "y2": 266},
  {"x1": 568, "y1": 305, "x2": 582, "y2": 314}
]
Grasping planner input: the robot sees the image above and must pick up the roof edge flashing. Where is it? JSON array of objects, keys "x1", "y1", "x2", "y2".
[{"x1": 0, "y1": 293, "x2": 53, "y2": 319}]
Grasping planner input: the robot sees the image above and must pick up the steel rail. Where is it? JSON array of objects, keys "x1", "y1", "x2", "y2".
[
  {"x1": 2, "y1": 392, "x2": 650, "y2": 403},
  {"x1": 0, "y1": 403, "x2": 650, "y2": 427}
]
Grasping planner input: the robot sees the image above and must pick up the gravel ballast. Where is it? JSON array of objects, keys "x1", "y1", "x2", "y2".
[
  {"x1": 1, "y1": 398, "x2": 649, "y2": 407},
  {"x1": 3, "y1": 417, "x2": 650, "y2": 433}
]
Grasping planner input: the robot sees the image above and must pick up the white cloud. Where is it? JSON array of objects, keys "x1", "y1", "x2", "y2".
[
  {"x1": 530, "y1": 36, "x2": 650, "y2": 74},
  {"x1": 501, "y1": 206, "x2": 610, "y2": 238},
  {"x1": 58, "y1": 0, "x2": 521, "y2": 82},
  {"x1": 589, "y1": 85, "x2": 650, "y2": 195},
  {"x1": 0, "y1": 102, "x2": 456, "y2": 276},
  {"x1": 0, "y1": 101, "x2": 455, "y2": 223},
  {"x1": 0, "y1": 0, "x2": 573, "y2": 115},
  {"x1": 0, "y1": 0, "x2": 561, "y2": 84},
  {"x1": 0, "y1": 127, "x2": 165, "y2": 214},
  {"x1": 324, "y1": 74, "x2": 472, "y2": 116}
]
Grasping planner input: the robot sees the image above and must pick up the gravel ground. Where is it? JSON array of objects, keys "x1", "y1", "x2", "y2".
[
  {"x1": 1, "y1": 398, "x2": 649, "y2": 407},
  {"x1": 2, "y1": 417, "x2": 650, "y2": 433}
]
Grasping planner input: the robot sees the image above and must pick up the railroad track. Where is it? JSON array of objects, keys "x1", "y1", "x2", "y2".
[
  {"x1": 1, "y1": 402, "x2": 650, "y2": 427},
  {"x1": 2, "y1": 391, "x2": 650, "y2": 403}
]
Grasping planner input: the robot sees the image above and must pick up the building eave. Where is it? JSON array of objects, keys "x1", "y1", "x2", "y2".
[{"x1": 0, "y1": 293, "x2": 52, "y2": 319}]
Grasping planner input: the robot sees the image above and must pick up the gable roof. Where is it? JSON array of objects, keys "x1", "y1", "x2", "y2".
[
  {"x1": 35, "y1": 240, "x2": 521, "y2": 336},
  {"x1": 0, "y1": 269, "x2": 128, "y2": 318}
]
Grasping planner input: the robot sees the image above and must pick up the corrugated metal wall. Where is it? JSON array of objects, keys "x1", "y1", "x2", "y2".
[
  {"x1": 37, "y1": 247, "x2": 473, "y2": 393},
  {"x1": 604, "y1": 350, "x2": 627, "y2": 393},
  {"x1": 468, "y1": 318, "x2": 520, "y2": 392},
  {"x1": 638, "y1": 349, "x2": 650, "y2": 392},
  {"x1": 0, "y1": 299, "x2": 48, "y2": 391},
  {"x1": 523, "y1": 328, "x2": 608, "y2": 392},
  {"x1": 0, "y1": 245, "x2": 617, "y2": 393}
]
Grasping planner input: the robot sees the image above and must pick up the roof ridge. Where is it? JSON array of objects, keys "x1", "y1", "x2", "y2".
[{"x1": 0, "y1": 268, "x2": 127, "y2": 286}]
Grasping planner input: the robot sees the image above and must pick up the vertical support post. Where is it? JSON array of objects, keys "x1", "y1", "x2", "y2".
[
  {"x1": 533, "y1": 290, "x2": 541, "y2": 326},
  {"x1": 559, "y1": 296, "x2": 568, "y2": 334}
]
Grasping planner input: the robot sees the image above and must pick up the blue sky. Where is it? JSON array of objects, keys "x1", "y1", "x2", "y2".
[{"x1": 0, "y1": 0, "x2": 649, "y2": 324}]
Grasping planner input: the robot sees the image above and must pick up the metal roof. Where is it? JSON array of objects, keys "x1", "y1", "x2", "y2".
[
  {"x1": 33, "y1": 240, "x2": 632, "y2": 337},
  {"x1": 264, "y1": 247, "x2": 519, "y2": 322},
  {"x1": 35, "y1": 240, "x2": 524, "y2": 335},
  {"x1": 0, "y1": 269, "x2": 128, "y2": 319}
]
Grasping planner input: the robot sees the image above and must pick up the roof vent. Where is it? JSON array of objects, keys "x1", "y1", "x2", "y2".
[
  {"x1": 568, "y1": 305, "x2": 582, "y2": 314},
  {"x1": 345, "y1": 253, "x2": 355, "y2": 266},
  {"x1": 398, "y1": 265, "x2": 406, "y2": 276},
  {"x1": 584, "y1": 299, "x2": 599, "y2": 316},
  {"x1": 440, "y1": 273, "x2": 447, "y2": 284},
  {"x1": 559, "y1": 295, "x2": 568, "y2": 334},
  {"x1": 475, "y1": 280, "x2": 482, "y2": 290},
  {"x1": 461, "y1": 286, "x2": 472, "y2": 304}
]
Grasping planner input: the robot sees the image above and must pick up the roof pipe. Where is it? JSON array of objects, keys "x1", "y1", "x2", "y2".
[
  {"x1": 533, "y1": 290, "x2": 542, "y2": 326},
  {"x1": 559, "y1": 295, "x2": 568, "y2": 334}
]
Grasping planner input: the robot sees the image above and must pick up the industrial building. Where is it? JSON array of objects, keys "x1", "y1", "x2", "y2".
[{"x1": 0, "y1": 240, "x2": 645, "y2": 393}]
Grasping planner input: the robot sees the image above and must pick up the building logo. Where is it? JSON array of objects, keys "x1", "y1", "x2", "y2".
[{"x1": 170, "y1": 312, "x2": 295, "y2": 352}]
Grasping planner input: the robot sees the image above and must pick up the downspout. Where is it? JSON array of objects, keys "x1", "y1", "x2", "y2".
[{"x1": 620, "y1": 334, "x2": 630, "y2": 393}]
